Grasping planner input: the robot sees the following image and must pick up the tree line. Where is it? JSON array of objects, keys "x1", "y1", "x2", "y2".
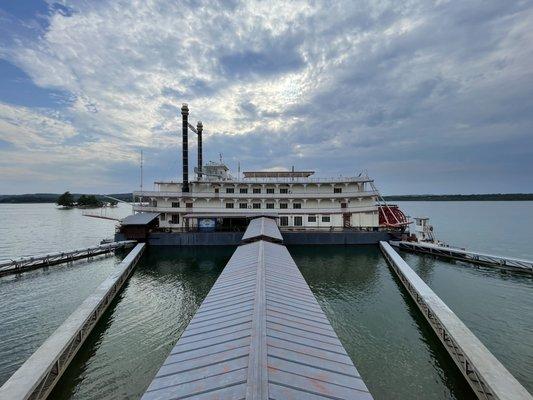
[{"x1": 56, "y1": 191, "x2": 118, "y2": 208}]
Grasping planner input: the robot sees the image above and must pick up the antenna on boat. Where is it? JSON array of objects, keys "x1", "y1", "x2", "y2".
[{"x1": 140, "y1": 149, "x2": 144, "y2": 207}]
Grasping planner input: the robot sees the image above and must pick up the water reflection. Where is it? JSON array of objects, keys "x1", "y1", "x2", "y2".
[
  {"x1": 50, "y1": 246, "x2": 235, "y2": 400},
  {"x1": 290, "y1": 245, "x2": 474, "y2": 400}
]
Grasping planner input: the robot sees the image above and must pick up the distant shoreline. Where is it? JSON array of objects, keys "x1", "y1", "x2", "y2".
[
  {"x1": 384, "y1": 194, "x2": 533, "y2": 201},
  {"x1": 1, "y1": 192, "x2": 532, "y2": 203}
]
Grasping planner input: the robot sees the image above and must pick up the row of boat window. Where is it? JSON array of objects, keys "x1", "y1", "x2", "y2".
[
  {"x1": 225, "y1": 202, "x2": 302, "y2": 209},
  {"x1": 161, "y1": 201, "x2": 348, "y2": 209},
  {"x1": 160, "y1": 214, "x2": 331, "y2": 225},
  {"x1": 221, "y1": 187, "x2": 343, "y2": 194},
  {"x1": 279, "y1": 215, "x2": 330, "y2": 226}
]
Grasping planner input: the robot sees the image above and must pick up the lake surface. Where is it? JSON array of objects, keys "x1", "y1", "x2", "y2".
[{"x1": 0, "y1": 202, "x2": 531, "y2": 399}]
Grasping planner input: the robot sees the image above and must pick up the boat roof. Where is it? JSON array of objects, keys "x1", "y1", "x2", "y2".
[{"x1": 121, "y1": 212, "x2": 160, "y2": 225}]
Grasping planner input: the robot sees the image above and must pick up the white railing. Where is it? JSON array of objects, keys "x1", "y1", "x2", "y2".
[
  {"x1": 155, "y1": 175, "x2": 373, "y2": 185},
  {"x1": 132, "y1": 205, "x2": 378, "y2": 214},
  {"x1": 133, "y1": 190, "x2": 377, "y2": 199}
]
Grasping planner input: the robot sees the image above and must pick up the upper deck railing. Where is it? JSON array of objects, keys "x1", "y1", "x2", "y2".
[
  {"x1": 155, "y1": 175, "x2": 373, "y2": 185},
  {"x1": 133, "y1": 190, "x2": 378, "y2": 199}
]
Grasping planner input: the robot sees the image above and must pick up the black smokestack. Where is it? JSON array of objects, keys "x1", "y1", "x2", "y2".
[
  {"x1": 197, "y1": 121, "x2": 203, "y2": 179},
  {"x1": 181, "y1": 103, "x2": 189, "y2": 193}
]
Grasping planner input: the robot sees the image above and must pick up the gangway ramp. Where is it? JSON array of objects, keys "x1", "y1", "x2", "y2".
[{"x1": 142, "y1": 217, "x2": 372, "y2": 400}]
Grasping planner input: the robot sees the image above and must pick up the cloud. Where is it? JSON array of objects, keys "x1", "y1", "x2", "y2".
[{"x1": 0, "y1": 0, "x2": 532, "y2": 194}]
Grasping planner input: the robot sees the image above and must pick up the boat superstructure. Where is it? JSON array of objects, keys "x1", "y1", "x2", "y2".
[{"x1": 132, "y1": 103, "x2": 408, "y2": 233}]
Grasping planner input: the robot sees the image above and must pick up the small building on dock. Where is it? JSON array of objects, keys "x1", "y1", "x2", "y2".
[{"x1": 119, "y1": 212, "x2": 159, "y2": 241}]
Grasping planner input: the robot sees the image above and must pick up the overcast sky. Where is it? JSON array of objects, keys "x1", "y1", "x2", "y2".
[{"x1": 1, "y1": 0, "x2": 532, "y2": 195}]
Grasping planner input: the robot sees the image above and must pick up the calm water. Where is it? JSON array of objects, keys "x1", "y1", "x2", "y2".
[{"x1": 0, "y1": 202, "x2": 532, "y2": 399}]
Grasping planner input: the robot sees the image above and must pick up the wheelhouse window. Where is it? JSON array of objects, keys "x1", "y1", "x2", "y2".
[
  {"x1": 334, "y1": 187, "x2": 342, "y2": 193},
  {"x1": 240, "y1": 188, "x2": 248, "y2": 194},
  {"x1": 279, "y1": 203, "x2": 288, "y2": 209},
  {"x1": 266, "y1": 188, "x2": 275, "y2": 194},
  {"x1": 266, "y1": 203, "x2": 274, "y2": 209},
  {"x1": 239, "y1": 203, "x2": 247, "y2": 209},
  {"x1": 279, "y1": 216, "x2": 289, "y2": 226},
  {"x1": 226, "y1": 188, "x2": 234, "y2": 193},
  {"x1": 171, "y1": 202, "x2": 179, "y2": 208},
  {"x1": 322, "y1": 215, "x2": 331, "y2": 222},
  {"x1": 225, "y1": 203, "x2": 234, "y2": 208},
  {"x1": 252, "y1": 203, "x2": 261, "y2": 209},
  {"x1": 293, "y1": 203, "x2": 301, "y2": 209},
  {"x1": 308, "y1": 215, "x2": 317, "y2": 222},
  {"x1": 294, "y1": 216, "x2": 303, "y2": 226},
  {"x1": 253, "y1": 188, "x2": 261, "y2": 194}
]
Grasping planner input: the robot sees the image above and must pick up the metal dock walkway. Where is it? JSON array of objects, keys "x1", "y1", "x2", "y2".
[
  {"x1": 142, "y1": 217, "x2": 372, "y2": 400},
  {"x1": 391, "y1": 241, "x2": 533, "y2": 274},
  {"x1": 0, "y1": 241, "x2": 136, "y2": 277}
]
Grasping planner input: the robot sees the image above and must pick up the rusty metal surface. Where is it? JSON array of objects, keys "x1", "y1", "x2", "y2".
[{"x1": 142, "y1": 222, "x2": 372, "y2": 400}]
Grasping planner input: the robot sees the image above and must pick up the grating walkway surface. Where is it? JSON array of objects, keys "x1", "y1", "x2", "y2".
[{"x1": 142, "y1": 218, "x2": 372, "y2": 400}]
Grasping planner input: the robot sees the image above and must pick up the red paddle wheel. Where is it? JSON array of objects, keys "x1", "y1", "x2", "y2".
[
  {"x1": 378, "y1": 205, "x2": 409, "y2": 228},
  {"x1": 367, "y1": 177, "x2": 410, "y2": 230}
]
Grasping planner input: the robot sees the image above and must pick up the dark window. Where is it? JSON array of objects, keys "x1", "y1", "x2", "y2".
[
  {"x1": 171, "y1": 214, "x2": 179, "y2": 224},
  {"x1": 266, "y1": 203, "x2": 274, "y2": 209},
  {"x1": 171, "y1": 202, "x2": 179, "y2": 208},
  {"x1": 225, "y1": 203, "x2": 234, "y2": 208},
  {"x1": 294, "y1": 216, "x2": 303, "y2": 226},
  {"x1": 186, "y1": 202, "x2": 193, "y2": 208},
  {"x1": 240, "y1": 188, "x2": 248, "y2": 194},
  {"x1": 215, "y1": 188, "x2": 219, "y2": 193},
  {"x1": 280, "y1": 216, "x2": 289, "y2": 226},
  {"x1": 322, "y1": 216, "x2": 331, "y2": 223},
  {"x1": 239, "y1": 203, "x2": 247, "y2": 209},
  {"x1": 293, "y1": 203, "x2": 302, "y2": 209},
  {"x1": 280, "y1": 188, "x2": 288, "y2": 194},
  {"x1": 252, "y1": 203, "x2": 261, "y2": 209},
  {"x1": 308, "y1": 215, "x2": 317, "y2": 222},
  {"x1": 341, "y1": 202, "x2": 347, "y2": 208},
  {"x1": 266, "y1": 188, "x2": 275, "y2": 194},
  {"x1": 151, "y1": 199, "x2": 157, "y2": 207},
  {"x1": 253, "y1": 188, "x2": 261, "y2": 194},
  {"x1": 226, "y1": 188, "x2": 234, "y2": 193},
  {"x1": 160, "y1": 213, "x2": 166, "y2": 221},
  {"x1": 279, "y1": 203, "x2": 288, "y2": 209},
  {"x1": 334, "y1": 187, "x2": 342, "y2": 193}
]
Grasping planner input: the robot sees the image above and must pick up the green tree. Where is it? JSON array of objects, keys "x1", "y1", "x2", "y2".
[
  {"x1": 56, "y1": 191, "x2": 74, "y2": 208},
  {"x1": 77, "y1": 194, "x2": 103, "y2": 208}
]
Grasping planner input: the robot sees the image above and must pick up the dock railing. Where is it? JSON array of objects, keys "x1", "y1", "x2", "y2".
[
  {"x1": 391, "y1": 241, "x2": 533, "y2": 274},
  {"x1": 381, "y1": 241, "x2": 532, "y2": 400},
  {"x1": 0, "y1": 241, "x2": 136, "y2": 276}
]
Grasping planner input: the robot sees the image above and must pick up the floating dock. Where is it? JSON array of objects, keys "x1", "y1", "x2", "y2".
[
  {"x1": 381, "y1": 241, "x2": 532, "y2": 400},
  {"x1": 0, "y1": 241, "x2": 136, "y2": 277},
  {"x1": 142, "y1": 217, "x2": 373, "y2": 400},
  {"x1": 391, "y1": 241, "x2": 533, "y2": 274},
  {"x1": 0, "y1": 243, "x2": 146, "y2": 400}
]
